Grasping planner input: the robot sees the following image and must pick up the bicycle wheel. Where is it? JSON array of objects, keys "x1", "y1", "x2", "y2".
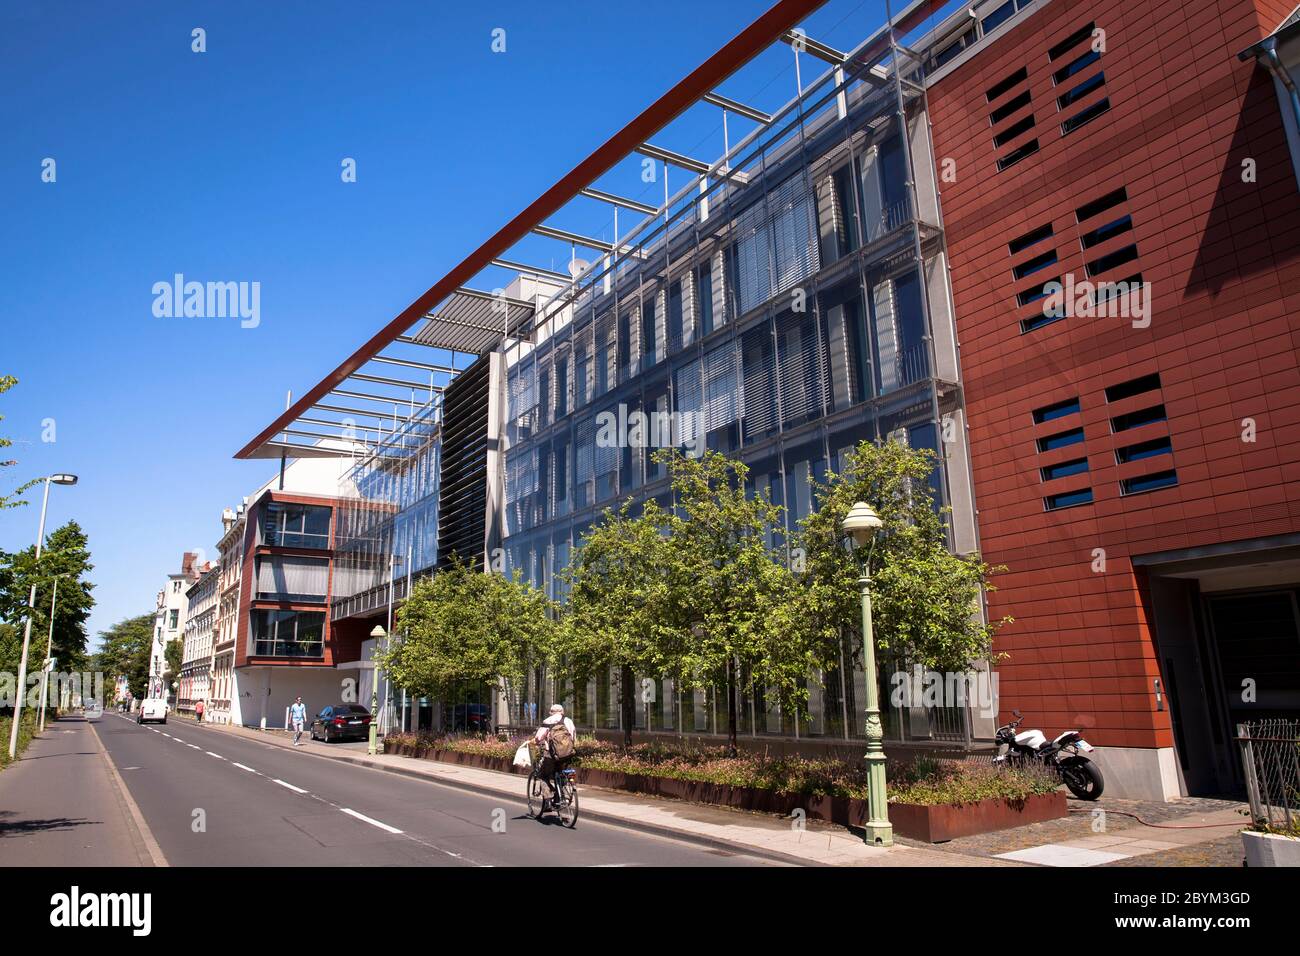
[
  {"x1": 526, "y1": 770, "x2": 546, "y2": 818},
  {"x1": 557, "y1": 778, "x2": 579, "y2": 828}
]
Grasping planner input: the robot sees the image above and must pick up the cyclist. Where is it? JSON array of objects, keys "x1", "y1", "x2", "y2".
[{"x1": 533, "y1": 704, "x2": 577, "y2": 803}]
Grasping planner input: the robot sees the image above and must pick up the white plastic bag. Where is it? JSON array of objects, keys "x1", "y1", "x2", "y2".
[{"x1": 513, "y1": 743, "x2": 533, "y2": 769}]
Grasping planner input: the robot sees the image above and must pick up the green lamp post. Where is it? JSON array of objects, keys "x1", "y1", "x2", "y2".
[
  {"x1": 368, "y1": 625, "x2": 385, "y2": 755},
  {"x1": 842, "y1": 500, "x2": 893, "y2": 847}
]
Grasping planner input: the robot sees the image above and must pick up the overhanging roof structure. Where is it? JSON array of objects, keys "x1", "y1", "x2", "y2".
[{"x1": 237, "y1": 0, "x2": 953, "y2": 460}]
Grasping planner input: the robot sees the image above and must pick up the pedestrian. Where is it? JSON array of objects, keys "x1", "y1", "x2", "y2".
[
  {"x1": 195, "y1": 698, "x2": 205, "y2": 723},
  {"x1": 290, "y1": 696, "x2": 307, "y2": 745}
]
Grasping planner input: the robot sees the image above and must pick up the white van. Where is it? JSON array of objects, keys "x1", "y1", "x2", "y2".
[{"x1": 137, "y1": 698, "x2": 168, "y2": 724}]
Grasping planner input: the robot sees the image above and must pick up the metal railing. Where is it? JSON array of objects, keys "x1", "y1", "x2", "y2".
[{"x1": 1237, "y1": 719, "x2": 1300, "y2": 832}]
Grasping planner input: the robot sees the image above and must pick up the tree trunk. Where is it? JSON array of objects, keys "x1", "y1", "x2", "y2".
[
  {"x1": 726, "y1": 659, "x2": 738, "y2": 757},
  {"x1": 620, "y1": 664, "x2": 635, "y2": 750}
]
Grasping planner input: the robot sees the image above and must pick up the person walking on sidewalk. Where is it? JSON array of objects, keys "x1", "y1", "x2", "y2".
[
  {"x1": 195, "y1": 698, "x2": 205, "y2": 723},
  {"x1": 290, "y1": 697, "x2": 307, "y2": 745}
]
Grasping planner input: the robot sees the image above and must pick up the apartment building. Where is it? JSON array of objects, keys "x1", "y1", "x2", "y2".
[
  {"x1": 237, "y1": 0, "x2": 1300, "y2": 798},
  {"x1": 178, "y1": 561, "x2": 218, "y2": 716},
  {"x1": 150, "y1": 553, "x2": 199, "y2": 701}
]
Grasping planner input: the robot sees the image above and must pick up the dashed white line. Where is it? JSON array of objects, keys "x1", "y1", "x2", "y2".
[
  {"x1": 232, "y1": 762, "x2": 258, "y2": 774},
  {"x1": 272, "y1": 778, "x2": 307, "y2": 794},
  {"x1": 205, "y1": 752, "x2": 224, "y2": 760},
  {"x1": 187, "y1": 744, "x2": 201, "y2": 750},
  {"x1": 340, "y1": 808, "x2": 403, "y2": 834}
]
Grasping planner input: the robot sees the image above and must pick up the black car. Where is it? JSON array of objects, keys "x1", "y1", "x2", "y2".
[{"x1": 309, "y1": 704, "x2": 372, "y2": 743}]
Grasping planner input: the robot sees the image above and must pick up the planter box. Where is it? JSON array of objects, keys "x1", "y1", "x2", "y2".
[
  {"x1": 1241, "y1": 830, "x2": 1300, "y2": 867},
  {"x1": 385, "y1": 743, "x2": 1067, "y2": 841},
  {"x1": 887, "y1": 791, "x2": 1068, "y2": 843}
]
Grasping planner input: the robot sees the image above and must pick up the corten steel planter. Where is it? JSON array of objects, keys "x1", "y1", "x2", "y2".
[
  {"x1": 389, "y1": 746, "x2": 1066, "y2": 839},
  {"x1": 887, "y1": 791, "x2": 1068, "y2": 843}
]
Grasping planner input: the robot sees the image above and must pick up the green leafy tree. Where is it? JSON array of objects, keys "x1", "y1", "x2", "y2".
[
  {"x1": 379, "y1": 557, "x2": 557, "y2": 720},
  {"x1": 794, "y1": 440, "x2": 1007, "y2": 678},
  {"x1": 558, "y1": 498, "x2": 675, "y2": 748},
  {"x1": 0, "y1": 521, "x2": 96, "y2": 673},
  {"x1": 650, "y1": 449, "x2": 813, "y2": 756},
  {"x1": 0, "y1": 376, "x2": 39, "y2": 511},
  {"x1": 164, "y1": 636, "x2": 183, "y2": 686},
  {"x1": 93, "y1": 614, "x2": 153, "y2": 701}
]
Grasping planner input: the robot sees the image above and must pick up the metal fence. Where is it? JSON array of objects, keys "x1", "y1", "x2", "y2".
[{"x1": 1237, "y1": 719, "x2": 1300, "y2": 831}]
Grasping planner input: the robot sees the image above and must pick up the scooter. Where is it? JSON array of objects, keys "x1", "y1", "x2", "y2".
[{"x1": 994, "y1": 710, "x2": 1104, "y2": 800}]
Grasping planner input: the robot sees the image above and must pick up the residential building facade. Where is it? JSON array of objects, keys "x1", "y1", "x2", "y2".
[
  {"x1": 178, "y1": 561, "x2": 219, "y2": 716},
  {"x1": 150, "y1": 553, "x2": 198, "y2": 701}
]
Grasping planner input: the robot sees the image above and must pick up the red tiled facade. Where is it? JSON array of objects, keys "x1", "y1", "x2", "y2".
[{"x1": 928, "y1": 0, "x2": 1300, "y2": 751}]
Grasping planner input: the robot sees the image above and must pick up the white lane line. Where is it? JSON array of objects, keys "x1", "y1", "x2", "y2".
[
  {"x1": 161, "y1": 732, "x2": 172, "y2": 738},
  {"x1": 232, "y1": 762, "x2": 258, "y2": 774},
  {"x1": 340, "y1": 808, "x2": 403, "y2": 834},
  {"x1": 272, "y1": 778, "x2": 308, "y2": 794},
  {"x1": 205, "y1": 752, "x2": 224, "y2": 760},
  {"x1": 187, "y1": 744, "x2": 201, "y2": 749}
]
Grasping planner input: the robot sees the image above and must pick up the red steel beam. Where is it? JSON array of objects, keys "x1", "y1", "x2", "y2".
[{"x1": 237, "y1": 0, "x2": 947, "y2": 459}]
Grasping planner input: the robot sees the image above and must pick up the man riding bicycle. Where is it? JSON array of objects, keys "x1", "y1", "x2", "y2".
[{"x1": 533, "y1": 704, "x2": 577, "y2": 801}]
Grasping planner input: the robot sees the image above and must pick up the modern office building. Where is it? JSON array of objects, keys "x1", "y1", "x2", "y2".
[{"x1": 237, "y1": 0, "x2": 1300, "y2": 798}]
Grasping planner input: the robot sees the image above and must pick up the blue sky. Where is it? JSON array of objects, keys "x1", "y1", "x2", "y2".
[{"x1": 1, "y1": 0, "x2": 950, "y2": 647}]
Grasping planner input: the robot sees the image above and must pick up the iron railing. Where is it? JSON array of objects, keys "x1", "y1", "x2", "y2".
[{"x1": 1237, "y1": 719, "x2": 1300, "y2": 832}]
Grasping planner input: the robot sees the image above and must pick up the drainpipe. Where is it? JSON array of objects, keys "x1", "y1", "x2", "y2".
[{"x1": 1260, "y1": 39, "x2": 1300, "y2": 134}]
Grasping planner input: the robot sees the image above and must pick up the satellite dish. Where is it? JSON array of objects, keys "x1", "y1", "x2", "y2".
[{"x1": 567, "y1": 258, "x2": 590, "y2": 279}]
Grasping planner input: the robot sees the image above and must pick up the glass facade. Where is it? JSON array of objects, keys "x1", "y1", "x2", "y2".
[{"x1": 251, "y1": 609, "x2": 325, "y2": 658}]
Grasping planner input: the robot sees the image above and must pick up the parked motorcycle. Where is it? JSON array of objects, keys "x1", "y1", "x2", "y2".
[{"x1": 994, "y1": 710, "x2": 1104, "y2": 800}]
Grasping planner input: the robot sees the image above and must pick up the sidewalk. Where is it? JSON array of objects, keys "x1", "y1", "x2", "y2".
[
  {"x1": 190, "y1": 717, "x2": 1015, "y2": 867},
  {"x1": 0, "y1": 716, "x2": 164, "y2": 866}
]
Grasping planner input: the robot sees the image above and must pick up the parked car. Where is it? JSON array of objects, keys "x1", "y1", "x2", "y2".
[
  {"x1": 310, "y1": 704, "x2": 372, "y2": 743},
  {"x1": 137, "y1": 698, "x2": 168, "y2": 725},
  {"x1": 446, "y1": 703, "x2": 492, "y2": 733}
]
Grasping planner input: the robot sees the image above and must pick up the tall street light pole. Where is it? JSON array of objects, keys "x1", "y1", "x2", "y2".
[
  {"x1": 8, "y1": 473, "x2": 78, "y2": 760},
  {"x1": 842, "y1": 500, "x2": 893, "y2": 847},
  {"x1": 37, "y1": 572, "x2": 71, "y2": 732},
  {"x1": 368, "y1": 625, "x2": 385, "y2": 755}
]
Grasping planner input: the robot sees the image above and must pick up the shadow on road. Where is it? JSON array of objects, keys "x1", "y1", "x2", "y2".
[{"x1": 0, "y1": 810, "x2": 97, "y2": 838}]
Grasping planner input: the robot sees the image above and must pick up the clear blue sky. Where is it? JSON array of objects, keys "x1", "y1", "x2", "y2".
[{"x1": 1, "y1": 0, "x2": 946, "y2": 648}]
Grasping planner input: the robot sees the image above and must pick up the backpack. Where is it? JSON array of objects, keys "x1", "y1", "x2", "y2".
[{"x1": 548, "y1": 720, "x2": 575, "y2": 759}]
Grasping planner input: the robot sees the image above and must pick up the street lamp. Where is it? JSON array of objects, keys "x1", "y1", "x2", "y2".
[
  {"x1": 37, "y1": 572, "x2": 72, "y2": 732},
  {"x1": 8, "y1": 473, "x2": 78, "y2": 760},
  {"x1": 368, "y1": 625, "x2": 385, "y2": 755},
  {"x1": 842, "y1": 500, "x2": 893, "y2": 847}
]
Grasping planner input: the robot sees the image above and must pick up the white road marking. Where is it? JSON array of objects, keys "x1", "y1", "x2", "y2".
[
  {"x1": 273, "y1": 778, "x2": 308, "y2": 794},
  {"x1": 187, "y1": 744, "x2": 201, "y2": 749},
  {"x1": 340, "y1": 808, "x2": 403, "y2": 834},
  {"x1": 206, "y1": 752, "x2": 224, "y2": 759},
  {"x1": 161, "y1": 732, "x2": 172, "y2": 738},
  {"x1": 232, "y1": 762, "x2": 258, "y2": 774}
]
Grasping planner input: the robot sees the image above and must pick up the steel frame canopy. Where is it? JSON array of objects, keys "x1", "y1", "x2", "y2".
[{"x1": 238, "y1": 0, "x2": 950, "y2": 460}]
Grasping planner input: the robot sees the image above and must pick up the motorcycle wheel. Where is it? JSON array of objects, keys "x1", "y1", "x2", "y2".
[{"x1": 1061, "y1": 759, "x2": 1104, "y2": 800}]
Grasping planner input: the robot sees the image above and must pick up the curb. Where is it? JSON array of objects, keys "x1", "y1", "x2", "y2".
[{"x1": 200, "y1": 721, "x2": 821, "y2": 866}]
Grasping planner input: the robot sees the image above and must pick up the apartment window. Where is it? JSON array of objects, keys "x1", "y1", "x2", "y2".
[
  {"x1": 981, "y1": 1, "x2": 1016, "y2": 34},
  {"x1": 262, "y1": 502, "x2": 330, "y2": 548},
  {"x1": 1041, "y1": 457, "x2": 1089, "y2": 481},
  {"x1": 993, "y1": 113, "x2": 1036, "y2": 148},
  {"x1": 251, "y1": 609, "x2": 324, "y2": 659},
  {"x1": 1105, "y1": 372, "x2": 1161, "y2": 402},
  {"x1": 1111, "y1": 404, "x2": 1167, "y2": 432},
  {"x1": 1037, "y1": 427, "x2": 1085, "y2": 452},
  {"x1": 1048, "y1": 22, "x2": 1096, "y2": 61},
  {"x1": 1061, "y1": 98, "x2": 1110, "y2": 135},
  {"x1": 1076, "y1": 187, "x2": 1127, "y2": 222},
  {"x1": 1033, "y1": 397, "x2": 1080, "y2": 423},
  {"x1": 1013, "y1": 249, "x2": 1058, "y2": 280},
  {"x1": 554, "y1": 356, "x2": 569, "y2": 419},
  {"x1": 696, "y1": 262, "x2": 715, "y2": 336},
  {"x1": 256, "y1": 555, "x2": 329, "y2": 602},
  {"x1": 1121, "y1": 469, "x2": 1178, "y2": 495},
  {"x1": 1085, "y1": 242, "x2": 1138, "y2": 277},
  {"x1": 1058, "y1": 72, "x2": 1106, "y2": 109},
  {"x1": 1116, "y1": 436, "x2": 1173, "y2": 463},
  {"x1": 641, "y1": 296, "x2": 658, "y2": 362},
  {"x1": 990, "y1": 89, "x2": 1032, "y2": 125},
  {"x1": 997, "y1": 139, "x2": 1040, "y2": 171},
  {"x1": 1095, "y1": 273, "x2": 1143, "y2": 305},
  {"x1": 169, "y1": 609, "x2": 179, "y2": 629},
  {"x1": 667, "y1": 280, "x2": 685, "y2": 352},
  {"x1": 934, "y1": 37, "x2": 965, "y2": 68},
  {"x1": 1053, "y1": 49, "x2": 1101, "y2": 85},
  {"x1": 1080, "y1": 214, "x2": 1132, "y2": 249},
  {"x1": 1016, "y1": 276, "x2": 1061, "y2": 306},
  {"x1": 1045, "y1": 488, "x2": 1093, "y2": 510},
  {"x1": 1009, "y1": 222, "x2": 1053, "y2": 255},
  {"x1": 986, "y1": 66, "x2": 1029, "y2": 102}
]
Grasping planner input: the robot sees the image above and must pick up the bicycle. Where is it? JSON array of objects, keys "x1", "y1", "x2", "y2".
[{"x1": 526, "y1": 759, "x2": 579, "y2": 828}]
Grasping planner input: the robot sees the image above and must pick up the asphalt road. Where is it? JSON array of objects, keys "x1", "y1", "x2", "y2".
[{"x1": 93, "y1": 713, "x2": 780, "y2": 867}]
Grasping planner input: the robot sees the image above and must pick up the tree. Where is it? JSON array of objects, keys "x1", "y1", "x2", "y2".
[
  {"x1": 93, "y1": 614, "x2": 154, "y2": 701},
  {"x1": 558, "y1": 498, "x2": 675, "y2": 748},
  {"x1": 0, "y1": 375, "x2": 39, "y2": 511},
  {"x1": 164, "y1": 636, "x2": 183, "y2": 686},
  {"x1": 0, "y1": 521, "x2": 96, "y2": 673},
  {"x1": 794, "y1": 440, "x2": 1007, "y2": 679},
  {"x1": 379, "y1": 557, "x2": 557, "y2": 722},
  {"x1": 650, "y1": 449, "x2": 813, "y2": 756}
]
